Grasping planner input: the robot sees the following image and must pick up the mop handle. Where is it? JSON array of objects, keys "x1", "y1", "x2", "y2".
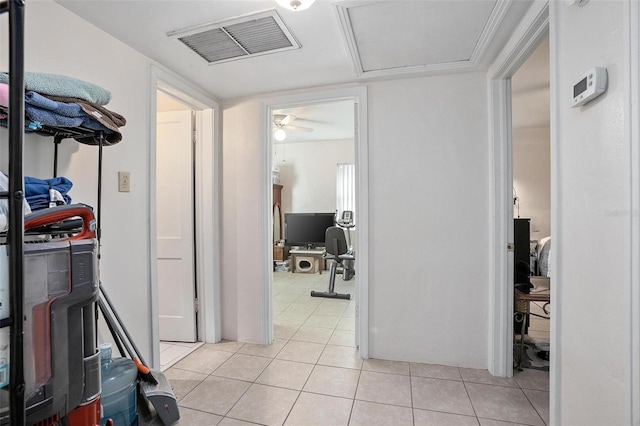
[{"x1": 97, "y1": 296, "x2": 129, "y2": 359}]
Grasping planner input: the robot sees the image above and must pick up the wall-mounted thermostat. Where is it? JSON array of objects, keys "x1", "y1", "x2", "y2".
[{"x1": 572, "y1": 67, "x2": 607, "y2": 107}]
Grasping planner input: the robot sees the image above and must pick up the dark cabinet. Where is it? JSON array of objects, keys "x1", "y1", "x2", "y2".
[
  {"x1": 514, "y1": 218, "x2": 530, "y2": 333},
  {"x1": 514, "y1": 218, "x2": 530, "y2": 283}
]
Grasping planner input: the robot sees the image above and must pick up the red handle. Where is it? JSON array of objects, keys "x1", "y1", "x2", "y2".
[{"x1": 24, "y1": 204, "x2": 96, "y2": 241}]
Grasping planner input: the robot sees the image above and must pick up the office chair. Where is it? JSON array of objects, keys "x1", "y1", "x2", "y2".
[{"x1": 310, "y1": 226, "x2": 354, "y2": 300}]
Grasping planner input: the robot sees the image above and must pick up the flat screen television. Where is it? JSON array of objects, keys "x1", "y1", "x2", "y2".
[{"x1": 284, "y1": 212, "x2": 335, "y2": 249}]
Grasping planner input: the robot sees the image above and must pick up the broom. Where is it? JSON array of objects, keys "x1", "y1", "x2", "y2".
[
  {"x1": 98, "y1": 286, "x2": 157, "y2": 385},
  {"x1": 98, "y1": 286, "x2": 181, "y2": 425}
]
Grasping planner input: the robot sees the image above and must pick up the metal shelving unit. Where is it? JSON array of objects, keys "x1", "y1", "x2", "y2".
[
  {"x1": 1, "y1": 4, "x2": 112, "y2": 423},
  {"x1": 0, "y1": 1, "x2": 26, "y2": 425}
]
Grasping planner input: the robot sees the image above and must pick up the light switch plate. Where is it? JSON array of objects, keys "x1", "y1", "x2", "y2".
[{"x1": 118, "y1": 171, "x2": 130, "y2": 192}]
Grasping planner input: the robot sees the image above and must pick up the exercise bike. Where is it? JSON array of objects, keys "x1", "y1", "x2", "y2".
[{"x1": 310, "y1": 210, "x2": 355, "y2": 300}]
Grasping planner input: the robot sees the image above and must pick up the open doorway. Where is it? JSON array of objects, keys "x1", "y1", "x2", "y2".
[
  {"x1": 155, "y1": 91, "x2": 202, "y2": 370},
  {"x1": 487, "y1": 2, "x2": 549, "y2": 379},
  {"x1": 270, "y1": 100, "x2": 357, "y2": 351},
  {"x1": 148, "y1": 66, "x2": 221, "y2": 371},
  {"x1": 260, "y1": 86, "x2": 369, "y2": 357},
  {"x1": 511, "y1": 36, "x2": 551, "y2": 374}
]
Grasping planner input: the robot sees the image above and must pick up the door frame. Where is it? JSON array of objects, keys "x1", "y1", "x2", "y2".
[
  {"x1": 259, "y1": 86, "x2": 369, "y2": 357},
  {"x1": 628, "y1": 1, "x2": 640, "y2": 422},
  {"x1": 487, "y1": 1, "x2": 548, "y2": 378},
  {"x1": 148, "y1": 65, "x2": 222, "y2": 368}
]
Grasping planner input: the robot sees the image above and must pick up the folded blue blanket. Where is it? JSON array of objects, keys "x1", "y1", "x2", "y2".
[
  {"x1": 25, "y1": 176, "x2": 73, "y2": 211},
  {"x1": 0, "y1": 72, "x2": 111, "y2": 105}
]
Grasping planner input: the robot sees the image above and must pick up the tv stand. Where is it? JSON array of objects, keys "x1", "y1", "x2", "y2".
[{"x1": 290, "y1": 248, "x2": 325, "y2": 274}]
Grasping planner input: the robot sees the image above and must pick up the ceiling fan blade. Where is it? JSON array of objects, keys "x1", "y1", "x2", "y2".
[
  {"x1": 286, "y1": 125, "x2": 313, "y2": 132},
  {"x1": 280, "y1": 114, "x2": 297, "y2": 126}
]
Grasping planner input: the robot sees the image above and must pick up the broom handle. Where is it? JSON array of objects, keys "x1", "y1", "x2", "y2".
[
  {"x1": 97, "y1": 296, "x2": 129, "y2": 359},
  {"x1": 99, "y1": 283, "x2": 148, "y2": 366}
]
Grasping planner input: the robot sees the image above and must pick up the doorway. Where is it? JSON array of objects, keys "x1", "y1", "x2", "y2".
[
  {"x1": 155, "y1": 91, "x2": 200, "y2": 369},
  {"x1": 270, "y1": 100, "x2": 357, "y2": 351},
  {"x1": 487, "y1": 2, "x2": 549, "y2": 378},
  {"x1": 260, "y1": 87, "x2": 369, "y2": 357},
  {"x1": 148, "y1": 66, "x2": 221, "y2": 370},
  {"x1": 511, "y1": 35, "x2": 551, "y2": 373}
]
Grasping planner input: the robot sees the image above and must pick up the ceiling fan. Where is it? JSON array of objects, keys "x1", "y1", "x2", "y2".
[{"x1": 273, "y1": 114, "x2": 313, "y2": 141}]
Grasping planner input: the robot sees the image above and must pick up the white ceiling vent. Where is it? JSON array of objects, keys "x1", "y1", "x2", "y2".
[{"x1": 168, "y1": 10, "x2": 300, "y2": 65}]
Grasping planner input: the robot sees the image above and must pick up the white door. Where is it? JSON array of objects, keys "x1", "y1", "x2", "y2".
[{"x1": 157, "y1": 110, "x2": 196, "y2": 342}]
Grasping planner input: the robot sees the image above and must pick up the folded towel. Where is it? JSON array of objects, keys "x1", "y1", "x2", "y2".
[
  {"x1": 0, "y1": 98, "x2": 123, "y2": 145},
  {"x1": 0, "y1": 72, "x2": 111, "y2": 105},
  {"x1": 25, "y1": 176, "x2": 72, "y2": 211},
  {"x1": 47, "y1": 95, "x2": 125, "y2": 145},
  {"x1": 46, "y1": 95, "x2": 126, "y2": 129},
  {"x1": 25, "y1": 103, "x2": 113, "y2": 133},
  {"x1": 25, "y1": 103, "x2": 87, "y2": 128},
  {"x1": 25, "y1": 91, "x2": 85, "y2": 117}
]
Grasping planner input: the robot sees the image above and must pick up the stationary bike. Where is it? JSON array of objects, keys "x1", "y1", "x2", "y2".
[
  {"x1": 337, "y1": 210, "x2": 355, "y2": 281},
  {"x1": 310, "y1": 210, "x2": 355, "y2": 300}
]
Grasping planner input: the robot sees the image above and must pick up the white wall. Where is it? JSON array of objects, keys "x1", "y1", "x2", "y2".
[
  {"x1": 220, "y1": 97, "x2": 264, "y2": 342},
  {"x1": 366, "y1": 74, "x2": 489, "y2": 367},
  {"x1": 551, "y1": 1, "x2": 634, "y2": 423},
  {"x1": 0, "y1": 0, "x2": 494, "y2": 372},
  {"x1": 273, "y1": 139, "x2": 354, "y2": 214},
  {"x1": 222, "y1": 72, "x2": 491, "y2": 367},
  {"x1": 513, "y1": 127, "x2": 551, "y2": 240},
  {"x1": 0, "y1": 0, "x2": 201, "y2": 361}
]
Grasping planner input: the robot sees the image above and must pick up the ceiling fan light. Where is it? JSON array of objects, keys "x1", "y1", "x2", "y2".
[
  {"x1": 275, "y1": 0, "x2": 316, "y2": 11},
  {"x1": 274, "y1": 128, "x2": 287, "y2": 141}
]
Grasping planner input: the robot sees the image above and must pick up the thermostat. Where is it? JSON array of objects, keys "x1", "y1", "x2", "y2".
[{"x1": 572, "y1": 67, "x2": 607, "y2": 107}]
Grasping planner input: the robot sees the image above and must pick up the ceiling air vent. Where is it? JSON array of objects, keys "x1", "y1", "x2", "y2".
[{"x1": 168, "y1": 10, "x2": 300, "y2": 65}]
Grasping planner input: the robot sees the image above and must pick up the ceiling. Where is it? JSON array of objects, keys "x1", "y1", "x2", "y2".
[
  {"x1": 61, "y1": 0, "x2": 537, "y2": 142},
  {"x1": 57, "y1": 0, "x2": 533, "y2": 100},
  {"x1": 273, "y1": 100, "x2": 355, "y2": 144}
]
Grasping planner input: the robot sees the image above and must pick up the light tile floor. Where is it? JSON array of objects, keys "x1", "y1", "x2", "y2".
[
  {"x1": 151, "y1": 272, "x2": 549, "y2": 425},
  {"x1": 160, "y1": 340, "x2": 204, "y2": 371}
]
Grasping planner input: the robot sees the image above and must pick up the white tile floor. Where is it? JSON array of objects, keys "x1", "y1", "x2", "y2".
[
  {"x1": 149, "y1": 271, "x2": 549, "y2": 426},
  {"x1": 160, "y1": 340, "x2": 204, "y2": 371}
]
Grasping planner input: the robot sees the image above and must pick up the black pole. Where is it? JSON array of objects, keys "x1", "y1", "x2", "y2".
[
  {"x1": 7, "y1": 1, "x2": 26, "y2": 425},
  {"x1": 97, "y1": 131, "x2": 103, "y2": 257},
  {"x1": 96, "y1": 298, "x2": 126, "y2": 358},
  {"x1": 52, "y1": 134, "x2": 62, "y2": 178},
  {"x1": 99, "y1": 285, "x2": 147, "y2": 366}
]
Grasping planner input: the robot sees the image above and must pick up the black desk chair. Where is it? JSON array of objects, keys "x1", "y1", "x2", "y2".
[{"x1": 311, "y1": 226, "x2": 354, "y2": 300}]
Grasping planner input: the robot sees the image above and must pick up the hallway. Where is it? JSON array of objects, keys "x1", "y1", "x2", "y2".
[{"x1": 150, "y1": 273, "x2": 549, "y2": 425}]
